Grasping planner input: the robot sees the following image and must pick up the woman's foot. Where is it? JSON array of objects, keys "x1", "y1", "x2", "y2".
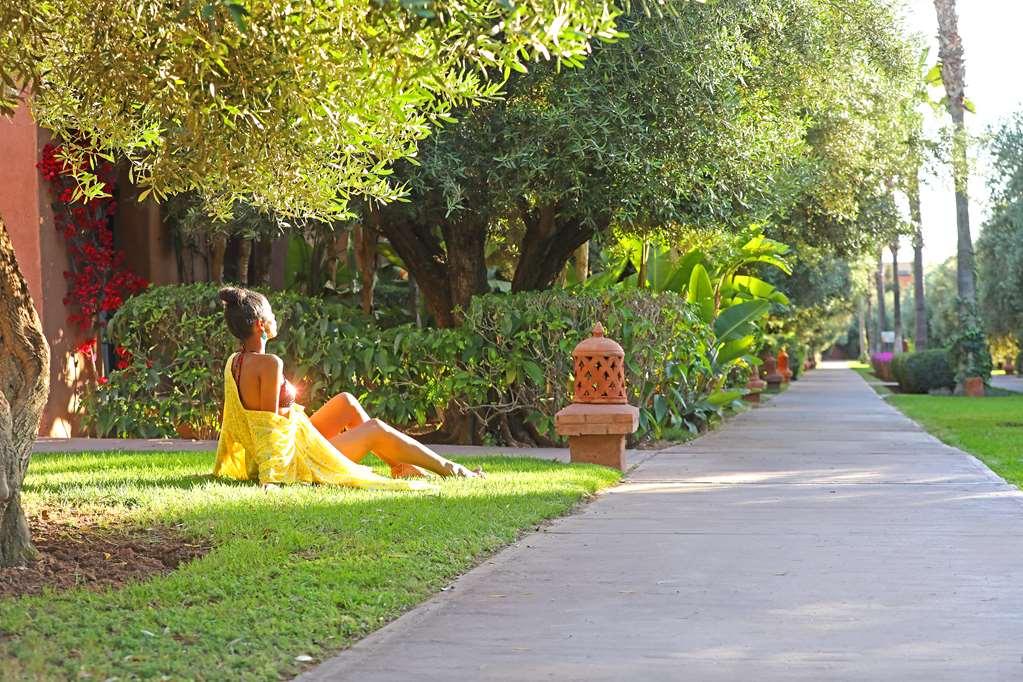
[
  {"x1": 389, "y1": 462, "x2": 427, "y2": 479},
  {"x1": 443, "y1": 461, "x2": 484, "y2": 478}
]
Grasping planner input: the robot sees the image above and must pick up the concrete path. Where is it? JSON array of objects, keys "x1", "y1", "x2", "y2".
[
  {"x1": 302, "y1": 366, "x2": 1023, "y2": 681},
  {"x1": 991, "y1": 374, "x2": 1023, "y2": 394}
]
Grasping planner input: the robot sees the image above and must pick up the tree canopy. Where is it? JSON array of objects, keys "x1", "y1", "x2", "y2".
[
  {"x1": 1, "y1": 0, "x2": 633, "y2": 217},
  {"x1": 373, "y1": 0, "x2": 919, "y2": 325}
]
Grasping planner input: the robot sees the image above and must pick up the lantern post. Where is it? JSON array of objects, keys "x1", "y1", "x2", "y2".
[{"x1": 554, "y1": 323, "x2": 639, "y2": 471}]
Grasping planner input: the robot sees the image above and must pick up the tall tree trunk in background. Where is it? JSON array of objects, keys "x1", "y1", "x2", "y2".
[
  {"x1": 0, "y1": 217, "x2": 50, "y2": 567},
  {"x1": 934, "y1": 0, "x2": 978, "y2": 307},
  {"x1": 574, "y1": 242, "x2": 589, "y2": 283},
  {"x1": 251, "y1": 237, "x2": 274, "y2": 286},
  {"x1": 324, "y1": 229, "x2": 349, "y2": 287},
  {"x1": 354, "y1": 222, "x2": 379, "y2": 316},
  {"x1": 890, "y1": 242, "x2": 903, "y2": 353},
  {"x1": 866, "y1": 284, "x2": 877, "y2": 355},
  {"x1": 858, "y1": 296, "x2": 869, "y2": 361},
  {"x1": 236, "y1": 237, "x2": 253, "y2": 285},
  {"x1": 875, "y1": 248, "x2": 887, "y2": 350},
  {"x1": 908, "y1": 168, "x2": 928, "y2": 350},
  {"x1": 210, "y1": 233, "x2": 228, "y2": 283}
]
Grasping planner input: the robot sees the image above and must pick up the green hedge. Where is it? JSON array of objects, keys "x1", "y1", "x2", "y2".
[
  {"x1": 87, "y1": 284, "x2": 730, "y2": 443},
  {"x1": 890, "y1": 349, "x2": 955, "y2": 394}
]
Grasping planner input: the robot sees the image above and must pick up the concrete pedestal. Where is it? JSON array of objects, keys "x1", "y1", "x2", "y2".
[{"x1": 555, "y1": 403, "x2": 639, "y2": 471}]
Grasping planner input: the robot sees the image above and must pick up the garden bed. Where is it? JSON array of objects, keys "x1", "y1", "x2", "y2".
[{"x1": 2, "y1": 450, "x2": 619, "y2": 680}]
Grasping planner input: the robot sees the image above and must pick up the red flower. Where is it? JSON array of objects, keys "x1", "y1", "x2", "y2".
[{"x1": 97, "y1": 376, "x2": 109, "y2": 385}]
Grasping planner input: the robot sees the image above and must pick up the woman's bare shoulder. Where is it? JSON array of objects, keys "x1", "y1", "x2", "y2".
[{"x1": 249, "y1": 353, "x2": 283, "y2": 375}]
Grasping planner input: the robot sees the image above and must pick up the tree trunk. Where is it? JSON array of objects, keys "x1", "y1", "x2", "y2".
[
  {"x1": 875, "y1": 248, "x2": 887, "y2": 350},
  {"x1": 858, "y1": 296, "x2": 869, "y2": 362},
  {"x1": 236, "y1": 237, "x2": 253, "y2": 285},
  {"x1": 210, "y1": 233, "x2": 228, "y2": 283},
  {"x1": 637, "y1": 242, "x2": 649, "y2": 288},
  {"x1": 325, "y1": 229, "x2": 350, "y2": 287},
  {"x1": 574, "y1": 241, "x2": 589, "y2": 283},
  {"x1": 0, "y1": 216, "x2": 50, "y2": 567},
  {"x1": 408, "y1": 274, "x2": 422, "y2": 328},
  {"x1": 934, "y1": 0, "x2": 977, "y2": 306},
  {"x1": 866, "y1": 283, "x2": 877, "y2": 354},
  {"x1": 251, "y1": 237, "x2": 274, "y2": 286},
  {"x1": 354, "y1": 222, "x2": 378, "y2": 316},
  {"x1": 890, "y1": 242, "x2": 903, "y2": 353},
  {"x1": 440, "y1": 216, "x2": 488, "y2": 319},
  {"x1": 511, "y1": 203, "x2": 600, "y2": 292},
  {"x1": 909, "y1": 169, "x2": 928, "y2": 350}
]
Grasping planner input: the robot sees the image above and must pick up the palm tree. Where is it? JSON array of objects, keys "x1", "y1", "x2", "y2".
[
  {"x1": 908, "y1": 167, "x2": 928, "y2": 349},
  {"x1": 932, "y1": 0, "x2": 977, "y2": 306}
]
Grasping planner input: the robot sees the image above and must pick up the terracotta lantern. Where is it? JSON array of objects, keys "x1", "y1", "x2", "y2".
[
  {"x1": 761, "y1": 351, "x2": 784, "y2": 390},
  {"x1": 777, "y1": 347, "x2": 792, "y2": 383},
  {"x1": 555, "y1": 323, "x2": 639, "y2": 471},
  {"x1": 744, "y1": 373, "x2": 767, "y2": 404}
]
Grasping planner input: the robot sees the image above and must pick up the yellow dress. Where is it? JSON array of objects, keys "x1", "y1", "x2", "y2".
[{"x1": 214, "y1": 354, "x2": 435, "y2": 491}]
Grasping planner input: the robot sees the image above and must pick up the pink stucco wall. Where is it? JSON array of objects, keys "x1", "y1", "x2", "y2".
[{"x1": 0, "y1": 103, "x2": 84, "y2": 436}]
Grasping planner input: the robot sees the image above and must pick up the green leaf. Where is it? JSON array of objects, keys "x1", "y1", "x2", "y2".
[
  {"x1": 653, "y1": 394, "x2": 668, "y2": 423},
  {"x1": 523, "y1": 360, "x2": 545, "y2": 386},
  {"x1": 708, "y1": 390, "x2": 742, "y2": 406},
  {"x1": 713, "y1": 300, "x2": 770, "y2": 341},
  {"x1": 686, "y1": 264, "x2": 715, "y2": 324}
]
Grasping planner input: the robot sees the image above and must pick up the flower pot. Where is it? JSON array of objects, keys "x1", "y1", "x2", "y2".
[{"x1": 963, "y1": 376, "x2": 985, "y2": 397}]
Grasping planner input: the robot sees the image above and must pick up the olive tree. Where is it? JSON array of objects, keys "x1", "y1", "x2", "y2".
[{"x1": 0, "y1": 0, "x2": 632, "y2": 566}]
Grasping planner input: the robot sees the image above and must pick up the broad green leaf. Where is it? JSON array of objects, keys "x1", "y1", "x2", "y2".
[
  {"x1": 713, "y1": 300, "x2": 770, "y2": 341},
  {"x1": 686, "y1": 263, "x2": 715, "y2": 324}
]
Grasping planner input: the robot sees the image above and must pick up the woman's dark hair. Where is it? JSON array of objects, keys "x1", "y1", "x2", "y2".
[{"x1": 218, "y1": 286, "x2": 271, "y2": 340}]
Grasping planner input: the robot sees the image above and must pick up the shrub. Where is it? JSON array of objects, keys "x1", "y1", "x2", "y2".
[
  {"x1": 871, "y1": 351, "x2": 894, "y2": 381},
  {"x1": 460, "y1": 290, "x2": 723, "y2": 443},
  {"x1": 891, "y1": 349, "x2": 956, "y2": 394},
  {"x1": 88, "y1": 284, "x2": 470, "y2": 438},
  {"x1": 87, "y1": 284, "x2": 729, "y2": 443}
]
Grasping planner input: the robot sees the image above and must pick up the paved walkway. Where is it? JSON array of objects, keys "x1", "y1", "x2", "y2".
[
  {"x1": 302, "y1": 366, "x2": 1023, "y2": 681},
  {"x1": 991, "y1": 374, "x2": 1023, "y2": 394}
]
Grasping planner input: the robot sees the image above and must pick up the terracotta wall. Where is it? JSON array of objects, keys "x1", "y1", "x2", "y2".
[
  {"x1": 2, "y1": 103, "x2": 184, "y2": 436},
  {"x1": 0, "y1": 103, "x2": 83, "y2": 436}
]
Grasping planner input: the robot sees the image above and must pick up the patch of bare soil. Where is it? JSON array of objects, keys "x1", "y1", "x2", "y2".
[{"x1": 0, "y1": 509, "x2": 209, "y2": 599}]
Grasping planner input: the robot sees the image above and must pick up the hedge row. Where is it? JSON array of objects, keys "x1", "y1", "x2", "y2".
[
  {"x1": 87, "y1": 284, "x2": 736, "y2": 444},
  {"x1": 890, "y1": 349, "x2": 955, "y2": 394}
]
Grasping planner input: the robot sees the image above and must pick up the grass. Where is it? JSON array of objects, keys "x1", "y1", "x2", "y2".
[
  {"x1": 846, "y1": 362, "x2": 1023, "y2": 488},
  {"x1": 888, "y1": 394, "x2": 1023, "y2": 488},
  {"x1": 848, "y1": 361, "x2": 893, "y2": 396},
  {"x1": 1, "y1": 451, "x2": 620, "y2": 680}
]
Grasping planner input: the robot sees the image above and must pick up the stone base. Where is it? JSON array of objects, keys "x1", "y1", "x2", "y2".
[
  {"x1": 743, "y1": 391, "x2": 761, "y2": 404},
  {"x1": 555, "y1": 403, "x2": 638, "y2": 472},
  {"x1": 568, "y1": 434, "x2": 627, "y2": 470}
]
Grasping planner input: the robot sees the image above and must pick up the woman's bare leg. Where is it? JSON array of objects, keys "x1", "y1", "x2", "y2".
[
  {"x1": 329, "y1": 419, "x2": 481, "y2": 478},
  {"x1": 309, "y1": 392, "x2": 369, "y2": 440}
]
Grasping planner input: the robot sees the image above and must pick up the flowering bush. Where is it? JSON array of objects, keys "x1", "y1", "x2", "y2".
[
  {"x1": 871, "y1": 351, "x2": 894, "y2": 381},
  {"x1": 37, "y1": 143, "x2": 148, "y2": 335}
]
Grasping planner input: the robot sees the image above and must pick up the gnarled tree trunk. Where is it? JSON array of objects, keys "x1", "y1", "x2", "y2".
[{"x1": 0, "y1": 216, "x2": 50, "y2": 567}]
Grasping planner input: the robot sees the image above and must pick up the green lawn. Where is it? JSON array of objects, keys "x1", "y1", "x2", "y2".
[
  {"x1": 888, "y1": 394, "x2": 1023, "y2": 488},
  {"x1": 2, "y1": 451, "x2": 619, "y2": 680},
  {"x1": 848, "y1": 362, "x2": 893, "y2": 396}
]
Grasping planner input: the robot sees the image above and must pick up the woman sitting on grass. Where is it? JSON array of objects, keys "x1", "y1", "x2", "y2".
[{"x1": 214, "y1": 286, "x2": 481, "y2": 489}]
